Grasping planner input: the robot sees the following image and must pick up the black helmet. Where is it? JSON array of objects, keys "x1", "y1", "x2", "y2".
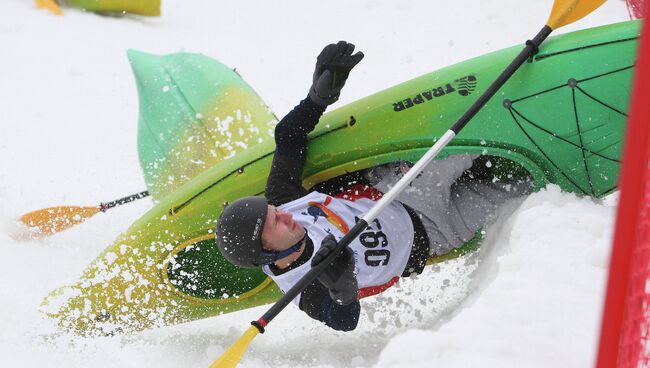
[{"x1": 216, "y1": 196, "x2": 268, "y2": 268}]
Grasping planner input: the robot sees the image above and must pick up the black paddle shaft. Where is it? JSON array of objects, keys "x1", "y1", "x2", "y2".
[
  {"x1": 451, "y1": 25, "x2": 552, "y2": 134},
  {"x1": 100, "y1": 191, "x2": 150, "y2": 212}
]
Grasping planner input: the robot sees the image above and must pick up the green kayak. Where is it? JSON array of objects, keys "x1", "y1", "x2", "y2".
[{"x1": 42, "y1": 20, "x2": 639, "y2": 336}]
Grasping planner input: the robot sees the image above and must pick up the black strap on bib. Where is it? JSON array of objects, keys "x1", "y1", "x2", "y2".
[{"x1": 401, "y1": 204, "x2": 430, "y2": 277}]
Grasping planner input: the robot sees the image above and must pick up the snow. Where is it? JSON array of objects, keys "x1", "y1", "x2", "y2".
[{"x1": 0, "y1": 0, "x2": 630, "y2": 367}]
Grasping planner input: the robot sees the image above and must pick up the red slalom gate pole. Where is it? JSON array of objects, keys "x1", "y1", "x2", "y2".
[{"x1": 595, "y1": 13, "x2": 650, "y2": 368}]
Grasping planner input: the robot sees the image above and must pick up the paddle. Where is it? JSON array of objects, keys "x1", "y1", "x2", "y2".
[
  {"x1": 19, "y1": 191, "x2": 149, "y2": 237},
  {"x1": 208, "y1": 0, "x2": 607, "y2": 366},
  {"x1": 35, "y1": 0, "x2": 64, "y2": 16}
]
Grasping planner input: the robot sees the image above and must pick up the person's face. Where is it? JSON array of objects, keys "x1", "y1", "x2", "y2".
[{"x1": 261, "y1": 205, "x2": 305, "y2": 251}]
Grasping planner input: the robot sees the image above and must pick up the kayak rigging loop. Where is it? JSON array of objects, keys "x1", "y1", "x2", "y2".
[
  {"x1": 575, "y1": 85, "x2": 628, "y2": 117},
  {"x1": 570, "y1": 86, "x2": 596, "y2": 196},
  {"x1": 535, "y1": 36, "x2": 639, "y2": 62},
  {"x1": 511, "y1": 65, "x2": 634, "y2": 104},
  {"x1": 503, "y1": 65, "x2": 630, "y2": 197},
  {"x1": 507, "y1": 108, "x2": 588, "y2": 195},
  {"x1": 510, "y1": 107, "x2": 620, "y2": 163}
]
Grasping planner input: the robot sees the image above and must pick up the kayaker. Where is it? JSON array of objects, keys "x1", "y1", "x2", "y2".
[{"x1": 216, "y1": 41, "x2": 531, "y2": 331}]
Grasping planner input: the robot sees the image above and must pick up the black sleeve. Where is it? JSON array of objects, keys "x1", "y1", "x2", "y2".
[
  {"x1": 299, "y1": 280, "x2": 360, "y2": 332},
  {"x1": 265, "y1": 96, "x2": 327, "y2": 206}
]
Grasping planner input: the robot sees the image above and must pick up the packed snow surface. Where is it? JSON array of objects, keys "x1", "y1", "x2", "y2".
[{"x1": 0, "y1": 0, "x2": 630, "y2": 367}]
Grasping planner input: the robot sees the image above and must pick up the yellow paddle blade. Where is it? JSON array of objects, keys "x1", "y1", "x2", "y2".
[
  {"x1": 35, "y1": 0, "x2": 64, "y2": 16},
  {"x1": 547, "y1": 0, "x2": 607, "y2": 30},
  {"x1": 20, "y1": 206, "x2": 101, "y2": 236},
  {"x1": 209, "y1": 326, "x2": 260, "y2": 368}
]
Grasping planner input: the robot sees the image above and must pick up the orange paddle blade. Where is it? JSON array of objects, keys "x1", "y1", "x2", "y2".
[
  {"x1": 20, "y1": 206, "x2": 101, "y2": 236},
  {"x1": 35, "y1": 0, "x2": 64, "y2": 16},
  {"x1": 209, "y1": 326, "x2": 260, "y2": 368},
  {"x1": 547, "y1": 0, "x2": 607, "y2": 29}
]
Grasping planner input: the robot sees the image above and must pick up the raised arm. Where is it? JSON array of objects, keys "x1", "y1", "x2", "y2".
[
  {"x1": 265, "y1": 41, "x2": 364, "y2": 206},
  {"x1": 264, "y1": 97, "x2": 326, "y2": 206}
]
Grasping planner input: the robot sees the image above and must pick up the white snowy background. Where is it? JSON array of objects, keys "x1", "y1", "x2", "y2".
[{"x1": 0, "y1": 0, "x2": 633, "y2": 367}]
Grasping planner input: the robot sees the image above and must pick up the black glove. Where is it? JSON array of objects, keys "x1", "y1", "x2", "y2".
[
  {"x1": 311, "y1": 234, "x2": 358, "y2": 305},
  {"x1": 309, "y1": 41, "x2": 364, "y2": 106}
]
